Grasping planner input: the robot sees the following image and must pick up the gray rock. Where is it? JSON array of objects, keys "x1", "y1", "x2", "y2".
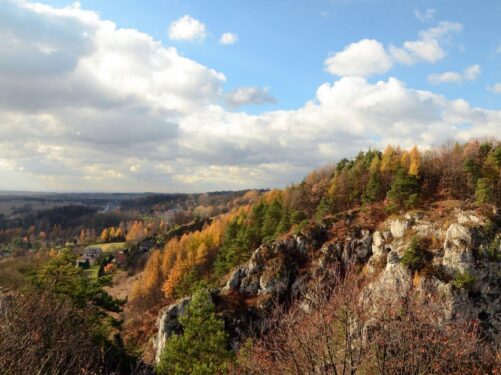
[
  {"x1": 296, "y1": 235, "x2": 307, "y2": 255},
  {"x1": 390, "y1": 219, "x2": 409, "y2": 239},
  {"x1": 457, "y1": 210, "x2": 485, "y2": 225},
  {"x1": 222, "y1": 267, "x2": 245, "y2": 293},
  {"x1": 154, "y1": 297, "x2": 192, "y2": 363},
  {"x1": 443, "y1": 223, "x2": 475, "y2": 274}
]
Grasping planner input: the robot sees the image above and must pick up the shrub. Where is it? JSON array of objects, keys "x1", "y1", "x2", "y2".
[
  {"x1": 400, "y1": 236, "x2": 430, "y2": 272},
  {"x1": 487, "y1": 237, "x2": 500, "y2": 261},
  {"x1": 452, "y1": 270, "x2": 475, "y2": 290}
]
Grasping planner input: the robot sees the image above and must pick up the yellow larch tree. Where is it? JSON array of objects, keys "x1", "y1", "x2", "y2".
[{"x1": 409, "y1": 145, "x2": 421, "y2": 177}]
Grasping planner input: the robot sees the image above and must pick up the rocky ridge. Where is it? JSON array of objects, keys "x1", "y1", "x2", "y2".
[{"x1": 154, "y1": 207, "x2": 501, "y2": 361}]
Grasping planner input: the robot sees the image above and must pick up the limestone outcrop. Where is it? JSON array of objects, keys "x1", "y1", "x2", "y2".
[{"x1": 154, "y1": 207, "x2": 501, "y2": 361}]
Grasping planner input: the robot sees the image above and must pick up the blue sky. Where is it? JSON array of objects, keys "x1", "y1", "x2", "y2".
[
  {"x1": 41, "y1": 0, "x2": 501, "y2": 112},
  {"x1": 0, "y1": 0, "x2": 500, "y2": 192}
]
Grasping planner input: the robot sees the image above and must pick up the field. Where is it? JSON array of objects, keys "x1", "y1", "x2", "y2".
[
  {"x1": 83, "y1": 265, "x2": 100, "y2": 280},
  {"x1": 86, "y1": 242, "x2": 128, "y2": 253}
]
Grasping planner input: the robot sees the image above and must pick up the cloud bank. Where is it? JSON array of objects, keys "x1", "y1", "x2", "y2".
[{"x1": 0, "y1": 1, "x2": 499, "y2": 192}]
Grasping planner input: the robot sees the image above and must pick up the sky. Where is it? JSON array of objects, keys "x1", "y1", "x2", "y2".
[{"x1": 0, "y1": 0, "x2": 500, "y2": 193}]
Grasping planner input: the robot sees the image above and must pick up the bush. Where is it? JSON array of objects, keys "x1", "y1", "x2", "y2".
[
  {"x1": 400, "y1": 236, "x2": 430, "y2": 271},
  {"x1": 452, "y1": 270, "x2": 475, "y2": 290},
  {"x1": 487, "y1": 237, "x2": 500, "y2": 261}
]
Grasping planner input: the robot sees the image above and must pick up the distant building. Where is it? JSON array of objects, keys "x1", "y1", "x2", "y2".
[
  {"x1": 115, "y1": 251, "x2": 127, "y2": 267},
  {"x1": 138, "y1": 239, "x2": 155, "y2": 252},
  {"x1": 84, "y1": 246, "x2": 102, "y2": 258},
  {"x1": 77, "y1": 246, "x2": 103, "y2": 266}
]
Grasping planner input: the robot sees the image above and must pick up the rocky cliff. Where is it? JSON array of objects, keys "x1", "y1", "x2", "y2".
[{"x1": 154, "y1": 206, "x2": 501, "y2": 361}]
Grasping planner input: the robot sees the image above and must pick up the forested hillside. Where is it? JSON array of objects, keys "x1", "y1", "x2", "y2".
[
  {"x1": 134, "y1": 140, "x2": 501, "y2": 306},
  {"x1": 1, "y1": 140, "x2": 500, "y2": 374}
]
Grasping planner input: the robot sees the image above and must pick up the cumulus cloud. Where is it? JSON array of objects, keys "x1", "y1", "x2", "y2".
[
  {"x1": 168, "y1": 15, "x2": 206, "y2": 41},
  {"x1": 390, "y1": 21, "x2": 462, "y2": 64},
  {"x1": 414, "y1": 8, "x2": 436, "y2": 23},
  {"x1": 324, "y1": 39, "x2": 393, "y2": 77},
  {"x1": 0, "y1": 1, "x2": 499, "y2": 193},
  {"x1": 225, "y1": 87, "x2": 276, "y2": 108},
  {"x1": 327, "y1": 22, "x2": 462, "y2": 79},
  {"x1": 428, "y1": 64, "x2": 481, "y2": 85},
  {"x1": 219, "y1": 32, "x2": 238, "y2": 45}
]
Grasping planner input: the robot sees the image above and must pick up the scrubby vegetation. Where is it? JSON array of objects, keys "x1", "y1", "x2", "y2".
[
  {"x1": 400, "y1": 236, "x2": 431, "y2": 271},
  {"x1": 0, "y1": 251, "x2": 146, "y2": 374},
  {"x1": 237, "y1": 268, "x2": 496, "y2": 375}
]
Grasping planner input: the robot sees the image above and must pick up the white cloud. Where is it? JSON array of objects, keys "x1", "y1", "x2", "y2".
[
  {"x1": 489, "y1": 83, "x2": 501, "y2": 94},
  {"x1": 414, "y1": 8, "x2": 436, "y2": 23},
  {"x1": 0, "y1": 1, "x2": 499, "y2": 193},
  {"x1": 327, "y1": 22, "x2": 462, "y2": 79},
  {"x1": 428, "y1": 64, "x2": 481, "y2": 85},
  {"x1": 168, "y1": 15, "x2": 206, "y2": 41},
  {"x1": 226, "y1": 87, "x2": 276, "y2": 108},
  {"x1": 324, "y1": 39, "x2": 392, "y2": 77},
  {"x1": 428, "y1": 71, "x2": 462, "y2": 85},
  {"x1": 219, "y1": 32, "x2": 238, "y2": 45},
  {"x1": 464, "y1": 64, "x2": 481, "y2": 80},
  {"x1": 391, "y1": 21, "x2": 462, "y2": 64}
]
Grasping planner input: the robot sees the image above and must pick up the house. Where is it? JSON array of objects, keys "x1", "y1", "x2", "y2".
[
  {"x1": 84, "y1": 246, "x2": 102, "y2": 259},
  {"x1": 78, "y1": 246, "x2": 103, "y2": 266},
  {"x1": 138, "y1": 239, "x2": 155, "y2": 252},
  {"x1": 115, "y1": 250, "x2": 127, "y2": 268}
]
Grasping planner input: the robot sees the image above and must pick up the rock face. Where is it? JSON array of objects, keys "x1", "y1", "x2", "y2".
[
  {"x1": 390, "y1": 219, "x2": 409, "y2": 238},
  {"x1": 153, "y1": 297, "x2": 191, "y2": 363},
  {"x1": 220, "y1": 230, "x2": 322, "y2": 307},
  {"x1": 365, "y1": 209, "x2": 501, "y2": 342},
  {"x1": 154, "y1": 208, "x2": 501, "y2": 361},
  {"x1": 443, "y1": 223, "x2": 475, "y2": 274}
]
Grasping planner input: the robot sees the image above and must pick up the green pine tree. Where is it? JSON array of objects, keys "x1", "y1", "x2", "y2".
[
  {"x1": 261, "y1": 199, "x2": 282, "y2": 240},
  {"x1": 275, "y1": 207, "x2": 292, "y2": 235},
  {"x1": 363, "y1": 171, "x2": 382, "y2": 204},
  {"x1": 386, "y1": 168, "x2": 419, "y2": 210},
  {"x1": 475, "y1": 178, "x2": 493, "y2": 204},
  {"x1": 156, "y1": 288, "x2": 234, "y2": 375}
]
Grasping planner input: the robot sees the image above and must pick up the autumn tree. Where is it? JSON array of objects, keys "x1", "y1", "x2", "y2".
[
  {"x1": 380, "y1": 145, "x2": 400, "y2": 173},
  {"x1": 100, "y1": 228, "x2": 110, "y2": 242},
  {"x1": 408, "y1": 145, "x2": 421, "y2": 176},
  {"x1": 79, "y1": 229, "x2": 86, "y2": 244},
  {"x1": 363, "y1": 155, "x2": 383, "y2": 204}
]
